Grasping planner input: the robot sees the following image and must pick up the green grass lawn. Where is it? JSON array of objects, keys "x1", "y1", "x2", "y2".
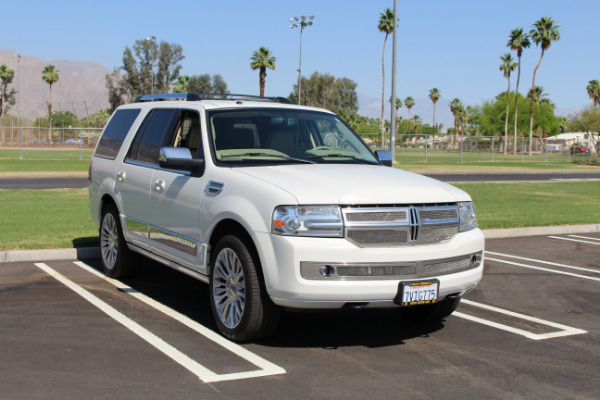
[{"x1": 0, "y1": 181, "x2": 598, "y2": 250}]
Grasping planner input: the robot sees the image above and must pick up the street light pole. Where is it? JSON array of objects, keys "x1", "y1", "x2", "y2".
[
  {"x1": 289, "y1": 16, "x2": 314, "y2": 105},
  {"x1": 14, "y1": 54, "x2": 22, "y2": 159},
  {"x1": 146, "y1": 36, "x2": 156, "y2": 94}
]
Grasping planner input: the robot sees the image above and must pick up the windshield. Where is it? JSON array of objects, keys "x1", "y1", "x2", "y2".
[{"x1": 208, "y1": 108, "x2": 379, "y2": 166}]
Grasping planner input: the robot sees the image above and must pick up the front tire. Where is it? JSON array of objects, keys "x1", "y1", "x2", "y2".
[
  {"x1": 209, "y1": 233, "x2": 280, "y2": 342},
  {"x1": 99, "y1": 204, "x2": 137, "y2": 278}
]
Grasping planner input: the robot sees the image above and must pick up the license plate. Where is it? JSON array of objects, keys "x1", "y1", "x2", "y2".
[{"x1": 396, "y1": 280, "x2": 439, "y2": 307}]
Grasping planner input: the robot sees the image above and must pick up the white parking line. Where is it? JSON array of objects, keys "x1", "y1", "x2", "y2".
[
  {"x1": 485, "y1": 251, "x2": 600, "y2": 275},
  {"x1": 36, "y1": 262, "x2": 285, "y2": 383},
  {"x1": 455, "y1": 299, "x2": 587, "y2": 340},
  {"x1": 549, "y1": 236, "x2": 600, "y2": 246},
  {"x1": 485, "y1": 256, "x2": 600, "y2": 283},
  {"x1": 568, "y1": 235, "x2": 600, "y2": 241}
]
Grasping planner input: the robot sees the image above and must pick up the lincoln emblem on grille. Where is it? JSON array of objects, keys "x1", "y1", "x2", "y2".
[{"x1": 409, "y1": 206, "x2": 419, "y2": 242}]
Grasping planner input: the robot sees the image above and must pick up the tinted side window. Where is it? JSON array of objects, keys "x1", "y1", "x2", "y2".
[
  {"x1": 128, "y1": 109, "x2": 179, "y2": 164},
  {"x1": 94, "y1": 109, "x2": 141, "y2": 159}
]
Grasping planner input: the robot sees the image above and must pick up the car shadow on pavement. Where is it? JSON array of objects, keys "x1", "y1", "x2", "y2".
[
  {"x1": 84, "y1": 256, "x2": 447, "y2": 349},
  {"x1": 262, "y1": 309, "x2": 446, "y2": 349}
]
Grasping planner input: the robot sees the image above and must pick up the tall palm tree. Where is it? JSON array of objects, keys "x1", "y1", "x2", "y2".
[
  {"x1": 250, "y1": 47, "x2": 276, "y2": 97},
  {"x1": 0, "y1": 64, "x2": 14, "y2": 118},
  {"x1": 507, "y1": 28, "x2": 530, "y2": 155},
  {"x1": 499, "y1": 53, "x2": 517, "y2": 155},
  {"x1": 429, "y1": 88, "x2": 441, "y2": 135},
  {"x1": 404, "y1": 96, "x2": 414, "y2": 134},
  {"x1": 42, "y1": 64, "x2": 60, "y2": 117},
  {"x1": 378, "y1": 8, "x2": 395, "y2": 144},
  {"x1": 586, "y1": 79, "x2": 600, "y2": 108},
  {"x1": 528, "y1": 17, "x2": 560, "y2": 155}
]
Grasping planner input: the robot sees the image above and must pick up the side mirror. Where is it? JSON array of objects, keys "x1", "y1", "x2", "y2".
[
  {"x1": 375, "y1": 150, "x2": 393, "y2": 167},
  {"x1": 159, "y1": 147, "x2": 204, "y2": 175}
]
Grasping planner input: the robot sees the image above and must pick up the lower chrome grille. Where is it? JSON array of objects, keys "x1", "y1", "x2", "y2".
[
  {"x1": 300, "y1": 253, "x2": 482, "y2": 281},
  {"x1": 342, "y1": 205, "x2": 459, "y2": 247}
]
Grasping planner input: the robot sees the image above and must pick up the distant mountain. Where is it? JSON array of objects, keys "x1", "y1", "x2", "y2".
[
  {"x1": 0, "y1": 49, "x2": 110, "y2": 120},
  {"x1": 358, "y1": 93, "x2": 455, "y2": 132}
]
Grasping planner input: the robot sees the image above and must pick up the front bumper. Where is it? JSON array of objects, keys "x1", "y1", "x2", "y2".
[{"x1": 254, "y1": 228, "x2": 485, "y2": 309}]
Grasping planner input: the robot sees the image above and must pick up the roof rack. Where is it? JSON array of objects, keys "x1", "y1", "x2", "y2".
[{"x1": 134, "y1": 92, "x2": 293, "y2": 104}]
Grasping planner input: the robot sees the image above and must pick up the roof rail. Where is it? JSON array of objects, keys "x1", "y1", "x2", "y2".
[
  {"x1": 134, "y1": 92, "x2": 293, "y2": 104},
  {"x1": 134, "y1": 93, "x2": 202, "y2": 103}
]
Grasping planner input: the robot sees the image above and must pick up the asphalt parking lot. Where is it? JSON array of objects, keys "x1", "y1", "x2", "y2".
[{"x1": 1, "y1": 233, "x2": 599, "y2": 400}]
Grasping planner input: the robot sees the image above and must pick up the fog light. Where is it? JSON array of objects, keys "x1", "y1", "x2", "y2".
[
  {"x1": 319, "y1": 265, "x2": 336, "y2": 277},
  {"x1": 471, "y1": 254, "x2": 480, "y2": 268}
]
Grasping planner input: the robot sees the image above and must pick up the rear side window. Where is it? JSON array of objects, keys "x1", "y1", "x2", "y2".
[
  {"x1": 127, "y1": 109, "x2": 180, "y2": 165},
  {"x1": 94, "y1": 109, "x2": 141, "y2": 159}
]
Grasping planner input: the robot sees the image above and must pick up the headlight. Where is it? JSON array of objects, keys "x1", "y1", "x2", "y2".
[
  {"x1": 458, "y1": 202, "x2": 478, "y2": 232},
  {"x1": 272, "y1": 205, "x2": 343, "y2": 237}
]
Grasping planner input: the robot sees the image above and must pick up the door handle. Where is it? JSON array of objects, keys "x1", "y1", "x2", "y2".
[
  {"x1": 153, "y1": 179, "x2": 166, "y2": 192},
  {"x1": 116, "y1": 170, "x2": 126, "y2": 182}
]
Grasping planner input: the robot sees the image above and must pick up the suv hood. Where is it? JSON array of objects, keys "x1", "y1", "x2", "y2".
[{"x1": 235, "y1": 164, "x2": 470, "y2": 205}]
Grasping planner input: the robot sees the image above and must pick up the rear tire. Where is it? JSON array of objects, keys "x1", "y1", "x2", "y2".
[
  {"x1": 398, "y1": 296, "x2": 461, "y2": 322},
  {"x1": 99, "y1": 204, "x2": 137, "y2": 278},
  {"x1": 209, "y1": 232, "x2": 281, "y2": 342}
]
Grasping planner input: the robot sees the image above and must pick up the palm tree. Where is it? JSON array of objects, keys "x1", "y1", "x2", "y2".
[
  {"x1": 173, "y1": 75, "x2": 190, "y2": 93},
  {"x1": 528, "y1": 17, "x2": 560, "y2": 155},
  {"x1": 42, "y1": 64, "x2": 60, "y2": 117},
  {"x1": 404, "y1": 96, "x2": 414, "y2": 134},
  {"x1": 412, "y1": 115, "x2": 422, "y2": 136},
  {"x1": 499, "y1": 53, "x2": 517, "y2": 154},
  {"x1": 586, "y1": 79, "x2": 600, "y2": 108},
  {"x1": 429, "y1": 88, "x2": 441, "y2": 135},
  {"x1": 449, "y1": 98, "x2": 462, "y2": 137},
  {"x1": 250, "y1": 47, "x2": 276, "y2": 97},
  {"x1": 391, "y1": 96, "x2": 402, "y2": 145},
  {"x1": 378, "y1": 8, "x2": 395, "y2": 144},
  {"x1": 0, "y1": 64, "x2": 14, "y2": 118},
  {"x1": 507, "y1": 28, "x2": 530, "y2": 155}
]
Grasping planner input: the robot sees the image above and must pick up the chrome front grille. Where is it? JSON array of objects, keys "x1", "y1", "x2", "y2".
[{"x1": 342, "y1": 205, "x2": 459, "y2": 247}]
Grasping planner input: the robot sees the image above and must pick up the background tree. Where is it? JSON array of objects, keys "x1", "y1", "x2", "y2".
[
  {"x1": 42, "y1": 65, "x2": 60, "y2": 116},
  {"x1": 528, "y1": 17, "x2": 560, "y2": 155},
  {"x1": 429, "y1": 88, "x2": 441, "y2": 135},
  {"x1": 378, "y1": 8, "x2": 395, "y2": 144},
  {"x1": 250, "y1": 47, "x2": 276, "y2": 97},
  {"x1": 288, "y1": 72, "x2": 359, "y2": 114},
  {"x1": 393, "y1": 97, "x2": 402, "y2": 140},
  {"x1": 0, "y1": 64, "x2": 15, "y2": 118},
  {"x1": 499, "y1": 53, "x2": 517, "y2": 154},
  {"x1": 107, "y1": 38, "x2": 185, "y2": 105},
  {"x1": 173, "y1": 75, "x2": 190, "y2": 93},
  {"x1": 412, "y1": 115, "x2": 422, "y2": 135},
  {"x1": 156, "y1": 42, "x2": 184, "y2": 92},
  {"x1": 586, "y1": 79, "x2": 600, "y2": 108},
  {"x1": 565, "y1": 105, "x2": 600, "y2": 154},
  {"x1": 187, "y1": 74, "x2": 229, "y2": 97},
  {"x1": 404, "y1": 96, "x2": 414, "y2": 134},
  {"x1": 507, "y1": 28, "x2": 530, "y2": 155},
  {"x1": 449, "y1": 98, "x2": 462, "y2": 138}
]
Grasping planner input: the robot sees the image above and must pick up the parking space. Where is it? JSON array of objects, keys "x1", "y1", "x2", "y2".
[{"x1": 1, "y1": 233, "x2": 599, "y2": 399}]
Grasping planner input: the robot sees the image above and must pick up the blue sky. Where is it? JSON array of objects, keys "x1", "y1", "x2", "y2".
[{"x1": 5, "y1": 0, "x2": 599, "y2": 117}]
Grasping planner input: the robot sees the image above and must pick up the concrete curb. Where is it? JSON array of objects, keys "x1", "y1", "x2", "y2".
[{"x1": 1, "y1": 224, "x2": 599, "y2": 263}]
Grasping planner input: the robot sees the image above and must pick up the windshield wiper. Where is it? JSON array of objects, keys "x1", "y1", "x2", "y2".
[
  {"x1": 307, "y1": 153, "x2": 379, "y2": 165},
  {"x1": 221, "y1": 152, "x2": 315, "y2": 164}
]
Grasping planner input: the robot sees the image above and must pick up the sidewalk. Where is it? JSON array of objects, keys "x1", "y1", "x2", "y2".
[{"x1": 2, "y1": 224, "x2": 599, "y2": 263}]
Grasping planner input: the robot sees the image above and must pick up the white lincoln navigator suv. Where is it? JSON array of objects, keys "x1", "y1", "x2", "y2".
[{"x1": 89, "y1": 93, "x2": 484, "y2": 341}]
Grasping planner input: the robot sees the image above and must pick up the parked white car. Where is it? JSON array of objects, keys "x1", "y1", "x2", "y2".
[{"x1": 89, "y1": 93, "x2": 484, "y2": 341}]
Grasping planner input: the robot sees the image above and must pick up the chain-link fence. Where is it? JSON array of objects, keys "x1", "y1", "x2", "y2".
[
  {"x1": 0, "y1": 126, "x2": 103, "y2": 150},
  {"x1": 363, "y1": 133, "x2": 600, "y2": 163}
]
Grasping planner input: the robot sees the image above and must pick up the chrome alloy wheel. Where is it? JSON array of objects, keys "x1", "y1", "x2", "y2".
[
  {"x1": 100, "y1": 212, "x2": 119, "y2": 270},
  {"x1": 212, "y1": 248, "x2": 246, "y2": 329}
]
